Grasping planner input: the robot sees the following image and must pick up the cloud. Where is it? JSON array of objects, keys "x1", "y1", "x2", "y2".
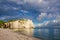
[
  {"x1": 20, "y1": 10, "x2": 29, "y2": 13},
  {"x1": 37, "y1": 12, "x2": 60, "y2": 21},
  {"x1": 37, "y1": 20, "x2": 60, "y2": 28},
  {"x1": 0, "y1": 16, "x2": 11, "y2": 20},
  {"x1": 0, "y1": 0, "x2": 60, "y2": 22},
  {"x1": 1, "y1": 0, "x2": 59, "y2": 28},
  {"x1": 37, "y1": 13, "x2": 47, "y2": 21},
  {"x1": 0, "y1": 0, "x2": 60, "y2": 12},
  {"x1": 7, "y1": 0, "x2": 24, "y2": 5},
  {"x1": 37, "y1": 12, "x2": 60, "y2": 28},
  {"x1": 37, "y1": 21, "x2": 50, "y2": 27}
]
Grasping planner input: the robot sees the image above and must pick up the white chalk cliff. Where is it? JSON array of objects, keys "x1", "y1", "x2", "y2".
[{"x1": 5, "y1": 19, "x2": 34, "y2": 29}]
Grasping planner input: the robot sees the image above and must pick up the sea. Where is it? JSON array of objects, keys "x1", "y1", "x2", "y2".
[{"x1": 14, "y1": 27, "x2": 60, "y2": 40}]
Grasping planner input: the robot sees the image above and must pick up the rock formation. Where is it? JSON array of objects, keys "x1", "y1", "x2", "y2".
[{"x1": 5, "y1": 19, "x2": 34, "y2": 29}]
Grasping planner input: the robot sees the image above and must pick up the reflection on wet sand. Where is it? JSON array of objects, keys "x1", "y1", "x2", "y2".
[
  {"x1": 13, "y1": 28, "x2": 34, "y2": 36},
  {"x1": 12, "y1": 28, "x2": 60, "y2": 40}
]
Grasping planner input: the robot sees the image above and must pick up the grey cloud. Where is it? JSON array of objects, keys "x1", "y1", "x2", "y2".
[
  {"x1": 37, "y1": 20, "x2": 60, "y2": 28},
  {"x1": 0, "y1": 0, "x2": 60, "y2": 13},
  {"x1": 37, "y1": 12, "x2": 60, "y2": 21},
  {"x1": 0, "y1": 0, "x2": 60, "y2": 21}
]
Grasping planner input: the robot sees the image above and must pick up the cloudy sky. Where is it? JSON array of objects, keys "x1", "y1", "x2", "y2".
[{"x1": 0, "y1": 0, "x2": 60, "y2": 27}]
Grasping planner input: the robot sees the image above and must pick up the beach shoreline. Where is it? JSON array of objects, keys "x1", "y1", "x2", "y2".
[{"x1": 0, "y1": 28, "x2": 41, "y2": 40}]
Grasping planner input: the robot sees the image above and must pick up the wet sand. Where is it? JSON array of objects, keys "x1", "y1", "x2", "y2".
[{"x1": 0, "y1": 29, "x2": 41, "y2": 40}]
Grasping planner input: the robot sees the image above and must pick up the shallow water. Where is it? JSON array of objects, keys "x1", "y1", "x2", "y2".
[{"x1": 14, "y1": 28, "x2": 60, "y2": 40}]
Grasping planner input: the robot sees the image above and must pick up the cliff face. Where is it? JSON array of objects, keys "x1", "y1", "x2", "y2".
[{"x1": 5, "y1": 19, "x2": 34, "y2": 29}]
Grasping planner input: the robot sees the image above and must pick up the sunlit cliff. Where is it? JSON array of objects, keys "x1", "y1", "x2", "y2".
[{"x1": 5, "y1": 19, "x2": 34, "y2": 29}]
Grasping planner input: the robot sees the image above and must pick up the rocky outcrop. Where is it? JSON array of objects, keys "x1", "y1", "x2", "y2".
[{"x1": 5, "y1": 19, "x2": 34, "y2": 29}]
